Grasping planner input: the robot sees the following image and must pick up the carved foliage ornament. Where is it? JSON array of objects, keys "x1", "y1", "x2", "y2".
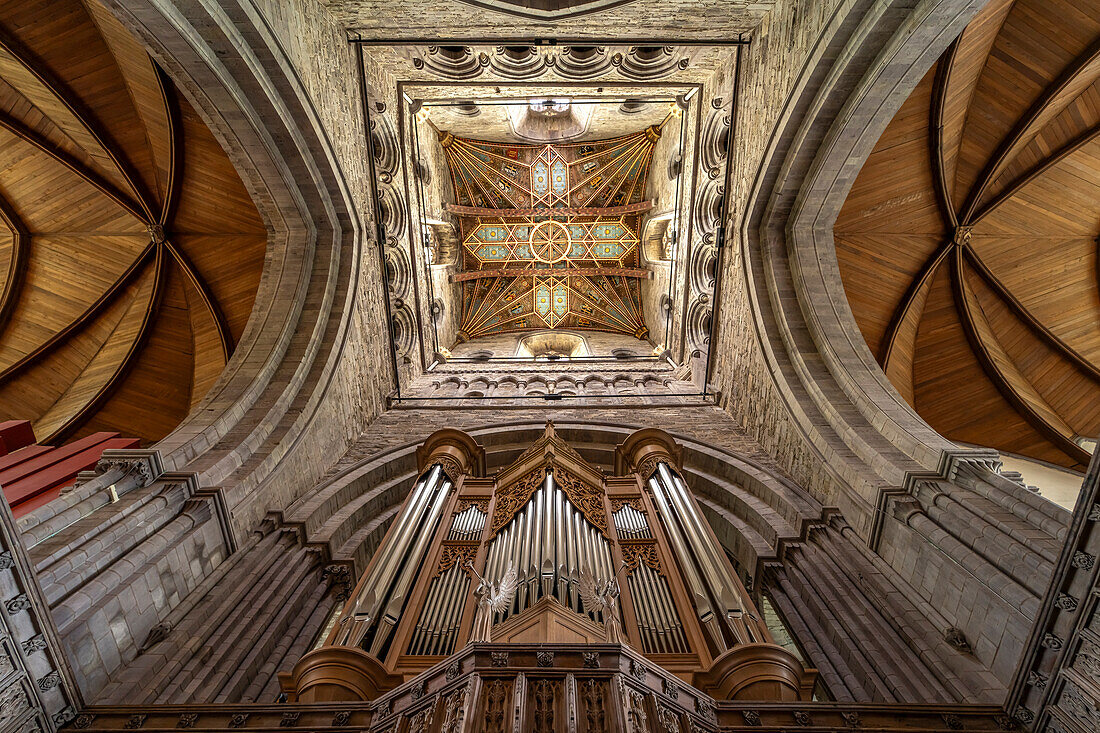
[
  {"x1": 436, "y1": 542, "x2": 479, "y2": 576},
  {"x1": 490, "y1": 465, "x2": 608, "y2": 538},
  {"x1": 610, "y1": 497, "x2": 644, "y2": 513},
  {"x1": 620, "y1": 540, "x2": 661, "y2": 572},
  {"x1": 490, "y1": 467, "x2": 545, "y2": 537},
  {"x1": 454, "y1": 497, "x2": 489, "y2": 514},
  {"x1": 553, "y1": 466, "x2": 608, "y2": 537}
]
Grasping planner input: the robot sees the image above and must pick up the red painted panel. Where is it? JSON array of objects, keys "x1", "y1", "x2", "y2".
[
  {"x1": 3, "y1": 435, "x2": 140, "y2": 518},
  {"x1": 0, "y1": 445, "x2": 52, "y2": 473},
  {"x1": 0, "y1": 432, "x2": 118, "y2": 486},
  {"x1": 0, "y1": 420, "x2": 35, "y2": 455}
]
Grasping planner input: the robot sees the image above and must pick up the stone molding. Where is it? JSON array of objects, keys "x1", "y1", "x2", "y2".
[
  {"x1": 1009, "y1": 452, "x2": 1099, "y2": 731},
  {"x1": 0, "y1": 498, "x2": 81, "y2": 733}
]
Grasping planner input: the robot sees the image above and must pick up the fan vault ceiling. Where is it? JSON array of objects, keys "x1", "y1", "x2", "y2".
[
  {"x1": 836, "y1": 0, "x2": 1100, "y2": 470},
  {"x1": 0, "y1": 0, "x2": 266, "y2": 446}
]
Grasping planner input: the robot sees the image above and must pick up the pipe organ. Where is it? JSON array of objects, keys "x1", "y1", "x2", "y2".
[{"x1": 282, "y1": 424, "x2": 815, "y2": 705}]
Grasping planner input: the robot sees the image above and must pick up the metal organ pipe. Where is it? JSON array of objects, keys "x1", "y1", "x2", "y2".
[
  {"x1": 370, "y1": 474, "x2": 452, "y2": 656},
  {"x1": 658, "y1": 463, "x2": 747, "y2": 642},
  {"x1": 339, "y1": 465, "x2": 445, "y2": 647},
  {"x1": 649, "y1": 476, "x2": 726, "y2": 650},
  {"x1": 479, "y1": 471, "x2": 614, "y2": 627}
]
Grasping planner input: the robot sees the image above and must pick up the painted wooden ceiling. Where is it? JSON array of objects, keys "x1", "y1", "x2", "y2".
[
  {"x1": 836, "y1": 0, "x2": 1100, "y2": 469},
  {"x1": 0, "y1": 0, "x2": 266, "y2": 446},
  {"x1": 442, "y1": 125, "x2": 662, "y2": 341}
]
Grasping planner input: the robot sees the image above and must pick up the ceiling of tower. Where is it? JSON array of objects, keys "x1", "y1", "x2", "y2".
[
  {"x1": 835, "y1": 0, "x2": 1100, "y2": 469},
  {"x1": 442, "y1": 122, "x2": 665, "y2": 341},
  {"x1": 0, "y1": 0, "x2": 266, "y2": 446}
]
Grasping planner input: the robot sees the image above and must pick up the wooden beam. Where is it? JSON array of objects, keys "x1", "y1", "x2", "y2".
[
  {"x1": 0, "y1": 186, "x2": 28, "y2": 336},
  {"x1": 164, "y1": 240, "x2": 232, "y2": 361},
  {"x1": 0, "y1": 110, "x2": 146, "y2": 221},
  {"x1": 879, "y1": 239, "x2": 952, "y2": 368},
  {"x1": 960, "y1": 37, "x2": 1100, "y2": 224},
  {"x1": 45, "y1": 244, "x2": 168, "y2": 445},
  {"x1": 447, "y1": 201, "x2": 655, "y2": 218},
  {"x1": 0, "y1": 242, "x2": 155, "y2": 383},
  {"x1": 962, "y1": 244, "x2": 1100, "y2": 383},
  {"x1": 929, "y1": 44, "x2": 960, "y2": 229},
  {"x1": 453, "y1": 266, "x2": 649, "y2": 282},
  {"x1": 155, "y1": 63, "x2": 182, "y2": 226},
  {"x1": 0, "y1": 26, "x2": 157, "y2": 222},
  {"x1": 970, "y1": 122, "x2": 1100, "y2": 225},
  {"x1": 950, "y1": 248, "x2": 1091, "y2": 466}
]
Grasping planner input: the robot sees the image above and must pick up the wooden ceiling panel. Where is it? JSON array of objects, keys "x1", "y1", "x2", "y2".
[
  {"x1": 0, "y1": 0, "x2": 265, "y2": 446},
  {"x1": 837, "y1": 0, "x2": 1100, "y2": 469},
  {"x1": 977, "y1": 141, "x2": 1100, "y2": 236},
  {"x1": 0, "y1": 235, "x2": 149, "y2": 366},
  {"x1": 173, "y1": 234, "x2": 267, "y2": 342},
  {"x1": 968, "y1": 236, "x2": 1100, "y2": 362},
  {"x1": 171, "y1": 97, "x2": 266, "y2": 234},
  {"x1": 939, "y1": 0, "x2": 1014, "y2": 209},
  {"x1": 0, "y1": 266, "x2": 145, "y2": 426},
  {"x1": 834, "y1": 67, "x2": 943, "y2": 236},
  {"x1": 965, "y1": 265, "x2": 1100, "y2": 438},
  {"x1": 31, "y1": 261, "x2": 159, "y2": 441},
  {"x1": 834, "y1": 234, "x2": 941, "y2": 356},
  {"x1": 953, "y1": 0, "x2": 1100, "y2": 212},
  {"x1": 73, "y1": 263, "x2": 194, "y2": 442}
]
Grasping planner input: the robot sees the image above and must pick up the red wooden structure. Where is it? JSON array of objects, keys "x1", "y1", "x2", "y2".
[{"x1": 0, "y1": 420, "x2": 140, "y2": 517}]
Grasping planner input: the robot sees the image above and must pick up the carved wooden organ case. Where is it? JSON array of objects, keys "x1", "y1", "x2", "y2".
[{"x1": 282, "y1": 424, "x2": 814, "y2": 704}]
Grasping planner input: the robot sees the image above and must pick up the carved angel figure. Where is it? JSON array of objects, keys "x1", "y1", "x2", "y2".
[
  {"x1": 579, "y1": 563, "x2": 626, "y2": 644},
  {"x1": 465, "y1": 560, "x2": 518, "y2": 643}
]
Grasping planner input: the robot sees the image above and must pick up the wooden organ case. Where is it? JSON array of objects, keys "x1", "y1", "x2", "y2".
[{"x1": 281, "y1": 424, "x2": 815, "y2": 725}]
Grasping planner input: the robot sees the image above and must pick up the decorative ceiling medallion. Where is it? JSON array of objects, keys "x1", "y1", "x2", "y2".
[
  {"x1": 530, "y1": 221, "x2": 572, "y2": 264},
  {"x1": 453, "y1": 0, "x2": 638, "y2": 21}
]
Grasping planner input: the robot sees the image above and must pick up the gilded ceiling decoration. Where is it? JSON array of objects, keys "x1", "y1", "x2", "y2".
[
  {"x1": 836, "y1": 0, "x2": 1100, "y2": 469},
  {"x1": 442, "y1": 124, "x2": 663, "y2": 341},
  {"x1": 0, "y1": 0, "x2": 266, "y2": 446}
]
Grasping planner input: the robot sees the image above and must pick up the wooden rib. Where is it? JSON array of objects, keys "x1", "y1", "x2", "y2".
[
  {"x1": 0, "y1": 27, "x2": 156, "y2": 222},
  {"x1": 0, "y1": 110, "x2": 145, "y2": 221},
  {"x1": 961, "y1": 243, "x2": 1100, "y2": 382},
  {"x1": 0, "y1": 242, "x2": 155, "y2": 383},
  {"x1": 960, "y1": 37, "x2": 1100, "y2": 224},
  {"x1": 970, "y1": 123, "x2": 1100, "y2": 225},
  {"x1": 45, "y1": 243, "x2": 167, "y2": 444},
  {"x1": 164, "y1": 240, "x2": 232, "y2": 361},
  {"x1": 951, "y1": 247, "x2": 1092, "y2": 465},
  {"x1": 879, "y1": 239, "x2": 952, "y2": 367},
  {"x1": 0, "y1": 187, "x2": 28, "y2": 335},
  {"x1": 930, "y1": 44, "x2": 960, "y2": 228},
  {"x1": 156, "y1": 64, "x2": 181, "y2": 225}
]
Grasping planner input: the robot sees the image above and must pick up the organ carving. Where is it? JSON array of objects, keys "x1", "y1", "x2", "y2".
[{"x1": 280, "y1": 424, "x2": 815, "y2": 707}]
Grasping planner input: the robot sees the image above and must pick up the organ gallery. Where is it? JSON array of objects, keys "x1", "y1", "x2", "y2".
[{"x1": 281, "y1": 424, "x2": 814, "y2": 722}]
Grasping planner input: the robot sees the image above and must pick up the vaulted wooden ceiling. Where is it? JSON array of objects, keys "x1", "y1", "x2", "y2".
[
  {"x1": 0, "y1": 0, "x2": 266, "y2": 446},
  {"x1": 836, "y1": 0, "x2": 1100, "y2": 470}
]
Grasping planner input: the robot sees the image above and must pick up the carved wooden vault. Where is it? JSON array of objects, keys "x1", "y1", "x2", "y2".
[{"x1": 441, "y1": 125, "x2": 666, "y2": 340}]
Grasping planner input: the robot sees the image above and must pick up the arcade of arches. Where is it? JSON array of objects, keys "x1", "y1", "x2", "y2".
[{"x1": 0, "y1": 1, "x2": 1096, "y2": 733}]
